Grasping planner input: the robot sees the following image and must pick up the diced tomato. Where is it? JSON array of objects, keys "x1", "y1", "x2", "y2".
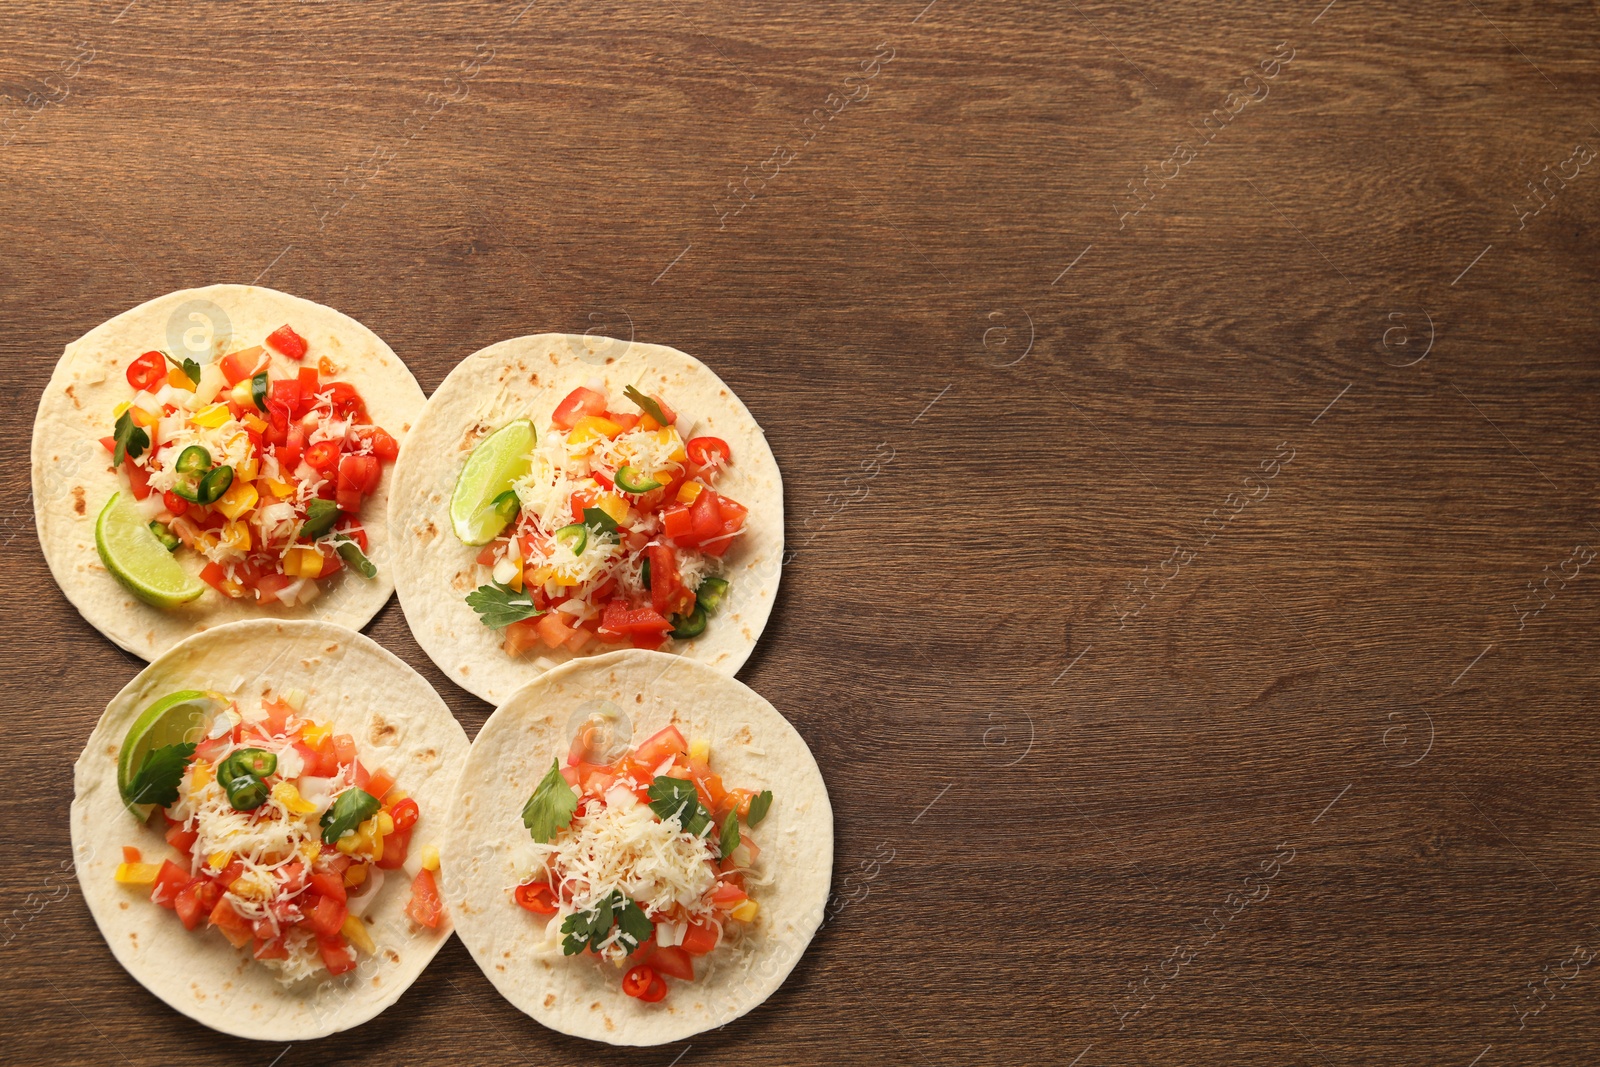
[
  {"x1": 568, "y1": 487, "x2": 599, "y2": 524},
  {"x1": 335, "y1": 519, "x2": 368, "y2": 553},
  {"x1": 126, "y1": 351, "x2": 167, "y2": 392},
  {"x1": 717, "y1": 495, "x2": 749, "y2": 532},
  {"x1": 514, "y1": 880, "x2": 559, "y2": 914},
  {"x1": 314, "y1": 548, "x2": 342, "y2": 579},
  {"x1": 174, "y1": 880, "x2": 221, "y2": 931},
  {"x1": 199, "y1": 561, "x2": 232, "y2": 596},
  {"x1": 599, "y1": 601, "x2": 674, "y2": 638},
  {"x1": 305, "y1": 440, "x2": 341, "y2": 474},
  {"x1": 536, "y1": 612, "x2": 576, "y2": 649},
  {"x1": 503, "y1": 618, "x2": 544, "y2": 657},
  {"x1": 120, "y1": 846, "x2": 141, "y2": 864},
  {"x1": 336, "y1": 454, "x2": 378, "y2": 511},
  {"x1": 388, "y1": 797, "x2": 419, "y2": 832},
  {"x1": 406, "y1": 868, "x2": 443, "y2": 928},
  {"x1": 218, "y1": 859, "x2": 247, "y2": 891},
  {"x1": 331, "y1": 734, "x2": 356, "y2": 768},
  {"x1": 318, "y1": 934, "x2": 357, "y2": 975},
  {"x1": 552, "y1": 387, "x2": 607, "y2": 430},
  {"x1": 376, "y1": 825, "x2": 412, "y2": 870},
  {"x1": 254, "y1": 573, "x2": 297, "y2": 604},
  {"x1": 630, "y1": 630, "x2": 668, "y2": 651},
  {"x1": 150, "y1": 860, "x2": 190, "y2": 908},
  {"x1": 297, "y1": 365, "x2": 319, "y2": 396},
  {"x1": 685, "y1": 437, "x2": 730, "y2": 469},
  {"x1": 267, "y1": 379, "x2": 303, "y2": 421},
  {"x1": 208, "y1": 896, "x2": 253, "y2": 948},
  {"x1": 306, "y1": 892, "x2": 348, "y2": 937},
  {"x1": 324, "y1": 381, "x2": 368, "y2": 421},
  {"x1": 690, "y1": 489, "x2": 724, "y2": 543},
  {"x1": 366, "y1": 769, "x2": 396, "y2": 803},
  {"x1": 253, "y1": 937, "x2": 289, "y2": 960},
  {"x1": 165, "y1": 822, "x2": 198, "y2": 854},
  {"x1": 660, "y1": 504, "x2": 696, "y2": 545},
  {"x1": 258, "y1": 699, "x2": 291, "y2": 736},
  {"x1": 632, "y1": 726, "x2": 688, "y2": 768},
  {"x1": 219, "y1": 348, "x2": 264, "y2": 386},
  {"x1": 650, "y1": 945, "x2": 694, "y2": 981},
  {"x1": 367, "y1": 427, "x2": 399, "y2": 463},
  {"x1": 681, "y1": 919, "x2": 720, "y2": 956},
  {"x1": 309, "y1": 870, "x2": 348, "y2": 904},
  {"x1": 565, "y1": 627, "x2": 593, "y2": 652},
  {"x1": 266, "y1": 324, "x2": 308, "y2": 360},
  {"x1": 710, "y1": 880, "x2": 749, "y2": 909},
  {"x1": 279, "y1": 423, "x2": 306, "y2": 471},
  {"x1": 124, "y1": 456, "x2": 153, "y2": 501},
  {"x1": 591, "y1": 466, "x2": 614, "y2": 490}
]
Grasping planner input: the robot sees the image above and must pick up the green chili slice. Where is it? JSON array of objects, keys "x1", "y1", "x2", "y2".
[
  {"x1": 149, "y1": 521, "x2": 180, "y2": 552},
  {"x1": 250, "y1": 372, "x2": 269, "y2": 412},
  {"x1": 337, "y1": 540, "x2": 377, "y2": 579},
  {"x1": 195, "y1": 465, "x2": 234, "y2": 505},
  {"x1": 623, "y1": 385, "x2": 669, "y2": 426},
  {"x1": 174, "y1": 445, "x2": 212, "y2": 476},
  {"x1": 695, "y1": 576, "x2": 730, "y2": 615},
  {"x1": 221, "y1": 748, "x2": 277, "y2": 779},
  {"x1": 614, "y1": 465, "x2": 661, "y2": 493},
  {"x1": 641, "y1": 557, "x2": 652, "y2": 590},
  {"x1": 491, "y1": 489, "x2": 521, "y2": 527},
  {"x1": 669, "y1": 605, "x2": 707, "y2": 639},
  {"x1": 222, "y1": 773, "x2": 269, "y2": 811},
  {"x1": 555, "y1": 523, "x2": 587, "y2": 556}
]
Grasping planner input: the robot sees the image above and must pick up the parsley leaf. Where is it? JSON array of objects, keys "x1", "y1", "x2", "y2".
[
  {"x1": 112, "y1": 409, "x2": 149, "y2": 467},
  {"x1": 522, "y1": 758, "x2": 578, "y2": 843},
  {"x1": 746, "y1": 789, "x2": 773, "y2": 827},
  {"x1": 124, "y1": 742, "x2": 196, "y2": 808},
  {"x1": 647, "y1": 776, "x2": 711, "y2": 837},
  {"x1": 580, "y1": 507, "x2": 620, "y2": 538},
  {"x1": 161, "y1": 351, "x2": 203, "y2": 388},
  {"x1": 623, "y1": 385, "x2": 669, "y2": 426},
  {"x1": 319, "y1": 787, "x2": 380, "y2": 844},
  {"x1": 719, "y1": 809, "x2": 740, "y2": 859},
  {"x1": 560, "y1": 889, "x2": 653, "y2": 956},
  {"x1": 466, "y1": 583, "x2": 543, "y2": 629}
]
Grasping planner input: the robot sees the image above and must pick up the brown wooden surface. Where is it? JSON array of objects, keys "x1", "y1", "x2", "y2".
[{"x1": 3, "y1": 1, "x2": 1599, "y2": 1063}]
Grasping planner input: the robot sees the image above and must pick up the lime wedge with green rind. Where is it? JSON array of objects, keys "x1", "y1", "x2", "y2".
[
  {"x1": 95, "y1": 492, "x2": 205, "y2": 608},
  {"x1": 117, "y1": 689, "x2": 224, "y2": 810},
  {"x1": 451, "y1": 419, "x2": 535, "y2": 546}
]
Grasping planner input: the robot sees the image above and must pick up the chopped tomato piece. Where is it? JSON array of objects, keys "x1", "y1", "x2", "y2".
[
  {"x1": 207, "y1": 896, "x2": 253, "y2": 948},
  {"x1": 632, "y1": 726, "x2": 688, "y2": 767},
  {"x1": 165, "y1": 822, "x2": 198, "y2": 854},
  {"x1": 407, "y1": 868, "x2": 443, "y2": 928},
  {"x1": 647, "y1": 545, "x2": 684, "y2": 615},
  {"x1": 681, "y1": 919, "x2": 720, "y2": 956},
  {"x1": 325, "y1": 381, "x2": 368, "y2": 421},
  {"x1": 536, "y1": 612, "x2": 576, "y2": 648},
  {"x1": 503, "y1": 618, "x2": 544, "y2": 657},
  {"x1": 254, "y1": 573, "x2": 297, "y2": 604},
  {"x1": 332, "y1": 734, "x2": 357, "y2": 768},
  {"x1": 366, "y1": 769, "x2": 396, "y2": 803},
  {"x1": 219, "y1": 348, "x2": 264, "y2": 386},
  {"x1": 514, "y1": 881, "x2": 559, "y2": 914},
  {"x1": 367, "y1": 427, "x2": 399, "y2": 462},
  {"x1": 552, "y1": 387, "x2": 607, "y2": 430},
  {"x1": 265, "y1": 324, "x2": 308, "y2": 360},
  {"x1": 253, "y1": 937, "x2": 289, "y2": 961},
  {"x1": 268, "y1": 379, "x2": 303, "y2": 420},
  {"x1": 650, "y1": 945, "x2": 694, "y2": 981},
  {"x1": 124, "y1": 456, "x2": 153, "y2": 501},
  {"x1": 306, "y1": 892, "x2": 349, "y2": 937},
  {"x1": 309, "y1": 870, "x2": 348, "y2": 904},
  {"x1": 174, "y1": 880, "x2": 220, "y2": 931},
  {"x1": 297, "y1": 365, "x2": 319, "y2": 395},
  {"x1": 126, "y1": 351, "x2": 167, "y2": 392},
  {"x1": 690, "y1": 489, "x2": 723, "y2": 543},
  {"x1": 150, "y1": 860, "x2": 190, "y2": 908},
  {"x1": 660, "y1": 504, "x2": 696, "y2": 544},
  {"x1": 710, "y1": 880, "x2": 749, "y2": 908},
  {"x1": 376, "y1": 824, "x2": 413, "y2": 871},
  {"x1": 318, "y1": 934, "x2": 357, "y2": 975},
  {"x1": 599, "y1": 601, "x2": 674, "y2": 638}
]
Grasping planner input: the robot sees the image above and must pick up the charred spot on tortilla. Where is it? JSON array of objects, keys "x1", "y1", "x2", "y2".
[
  {"x1": 368, "y1": 715, "x2": 397, "y2": 744},
  {"x1": 544, "y1": 994, "x2": 556, "y2": 1007},
  {"x1": 74, "y1": 486, "x2": 86, "y2": 514}
]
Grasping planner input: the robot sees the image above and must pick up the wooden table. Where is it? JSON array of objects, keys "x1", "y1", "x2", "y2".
[{"x1": 4, "y1": 1, "x2": 1598, "y2": 1063}]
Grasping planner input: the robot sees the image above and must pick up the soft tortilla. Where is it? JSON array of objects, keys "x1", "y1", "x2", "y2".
[
  {"x1": 441, "y1": 649, "x2": 830, "y2": 1045},
  {"x1": 388, "y1": 334, "x2": 783, "y2": 705},
  {"x1": 33, "y1": 285, "x2": 425, "y2": 661},
  {"x1": 71, "y1": 620, "x2": 469, "y2": 1041}
]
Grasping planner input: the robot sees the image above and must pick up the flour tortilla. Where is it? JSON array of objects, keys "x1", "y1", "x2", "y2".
[
  {"x1": 441, "y1": 649, "x2": 830, "y2": 1045},
  {"x1": 388, "y1": 334, "x2": 784, "y2": 705},
  {"x1": 71, "y1": 620, "x2": 469, "y2": 1041},
  {"x1": 34, "y1": 285, "x2": 425, "y2": 661}
]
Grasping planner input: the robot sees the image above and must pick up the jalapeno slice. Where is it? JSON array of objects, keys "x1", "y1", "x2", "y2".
[
  {"x1": 614, "y1": 465, "x2": 661, "y2": 493},
  {"x1": 174, "y1": 445, "x2": 212, "y2": 476},
  {"x1": 221, "y1": 748, "x2": 278, "y2": 779},
  {"x1": 669, "y1": 605, "x2": 707, "y2": 639},
  {"x1": 148, "y1": 521, "x2": 180, "y2": 552},
  {"x1": 491, "y1": 489, "x2": 520, "y2": 526},
  {"x1": 194, "y1": 465, "x2": 234, "y2": 505},
  {"x1": 695, "y1": 576, "x2": 730, "y2": 615},
  {"x1": 222, "y1": 773, "x2": 269, "y2": 811},
  {"x1": 250, "y1": 371, "x2": 269, "y2": 412},
  {"x1": 555, "y1": 522, "x2": 588, "y2": 556}
]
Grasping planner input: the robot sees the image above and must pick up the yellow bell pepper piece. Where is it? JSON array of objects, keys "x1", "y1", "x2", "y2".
[
  {"x1": 236, "y1": 457, "x2": 259, "y2": 483},
  {"x1": 216, "y1": 480, "x2": 259, "y2": 521},
  {"x1": 241, "y1": 412, "x2": 268, "y2": 433},
  {"x1": 194, "y1": 532, "x2": 219, "y2": 555},
  {"x1": 420, "y1": 844, "x2": 440, "y2": 871},
  {"x1": 262, "y1": 478, "x2": 295, "y2": 498},
  {"x1": 730, "y1": 899, "x2": 759, "y2": 923},
  {"x1": 166, "y1": 365, "x2": 195, "y2": 391},
  {"x1": 593, "y1": 493, "x2": 630, "y2": 525},
  {"x1": 529, "y1": 564, "x2": 554, "y2": 587},
  {"x1": 220, "y1": 520, "x2": 252, "y2": 552},
  {"x1": 343, "y1": 863, "x2": 368, "y2": 887},
  {"x1": 657, "y1": 428, "x2": 688, "y2": 463},
  {"x1": 191, "y1": 403, "x2": 231, "y2": 428},
  {"x1": 676, "y1": 481, "x2": 703, "y2": 504},
  {"x1": 208, "y1": 850, "x2": 232, "y2": 870},
  {"x1": 341, "y1": 914, "x2": 376, "y2": 955},
  {"x1": 302, "y1": 722, "x2": 332, "y2": 746},
  {"x1": 114, "y1": 862, "x2": 161, "y2": 885},
  {"x1": 271, "y1": 781, "x2": 317, "y2": 814},
  {"x1": 286, "y1": 545, "x2": 323, "y2": 578},
  {"x1": 568, "y1": 415, "x2": 624, "y2": 443},
  {"x1": 113, "y1": 400, "x2": 131, "y2": 418},
  {"x1": 189, "y1": 760, "x2": 215, "y2": 796},
  {"x1": 375, "y1": 810, "x2": 395, "y2": 836},
  {"x1": 129, "y1": 406, "x2": 160, "y2": 428},
  {"x1": 688, "y1": 737, "x2": 710, "y2": 763}
]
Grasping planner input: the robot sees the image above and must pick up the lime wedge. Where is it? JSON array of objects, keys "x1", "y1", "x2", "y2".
[
  {"x1": 451, "y1": 419, "x2": 535, "y2": 545},
  {"x1": 117, "y1": 689, "x2": 223, "y2": 809},
  {"x1": 95, "y1": 492, "x2": 205, "y2": 608}
]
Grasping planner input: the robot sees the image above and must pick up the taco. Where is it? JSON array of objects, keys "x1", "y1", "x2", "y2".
[
  {"x1": 388, "y1": 334, "x2": 782, "y2": 705},
  {"x1": 71, "y1": 620, "x2": 469, "y2": 1041},
  {"x1": 441, "y1": 649, "x2": 831, "y2": 1045},
  {"x1": 34, "y1": 285, "x2": 425, "y2": 661}
]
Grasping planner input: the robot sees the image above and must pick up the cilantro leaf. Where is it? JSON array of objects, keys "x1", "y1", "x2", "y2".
[
  {"x1": 615, "y1": 896, "x2": 653, "y2": 953},
  {"x1": 581, "y1": 507, "x2": 619, "y2": 538},
  {"x1": 466, "y1": 583, "x2": 542, "y2": 629},
  {"x1": 746, "y1": 789, "x2": 773, "y2": 827},
  {"x1": 623, "y1": 385, "x2": 669, "y2": 427},
  {"x1": 719, "y1": 809, "x2": 740, "y2": 859},
  {"x1": 522, "y1": 758, "x2": 578, "y2": 843},
  {"x1": 112, "y1": 409, "x2": 149, "y2": 467},
  {"x1": 124, "y1": 742, "x2": 196, "y2": 808},
  {"x1": 319, "y1": 787, "x2": 380, "y2": 844},
  {"x1": 647, "y1": 776, "x2": 711, "y2": 837}
]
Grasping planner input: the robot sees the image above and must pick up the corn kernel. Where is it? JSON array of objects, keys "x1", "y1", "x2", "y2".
[
  {"x1": 216, "y1": 480, "x2": 259, "y2": 521},
  {"x1": 341, "y1": 914, "x2": 376, "y2": 954},
  {"x1": 420, "y1": 844, "x2": 440, "y2": 871},
  {"x1": 676, "y1": 481, "x2": 703, "y2": 504},
  {"x1": 113, "y1": 862, "x2": 161, "y2": 885},
  {"x1": 191, "y1": 404, "x2": 231, "y2": 428},
  {"x1": 730, "y1": 899, "x2": 759, "y2": 923}
]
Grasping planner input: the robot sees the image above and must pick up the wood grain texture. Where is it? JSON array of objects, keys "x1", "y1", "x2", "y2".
[{"x1": 3, "y1": 1, "x2": 1599, "y2": 1063}]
